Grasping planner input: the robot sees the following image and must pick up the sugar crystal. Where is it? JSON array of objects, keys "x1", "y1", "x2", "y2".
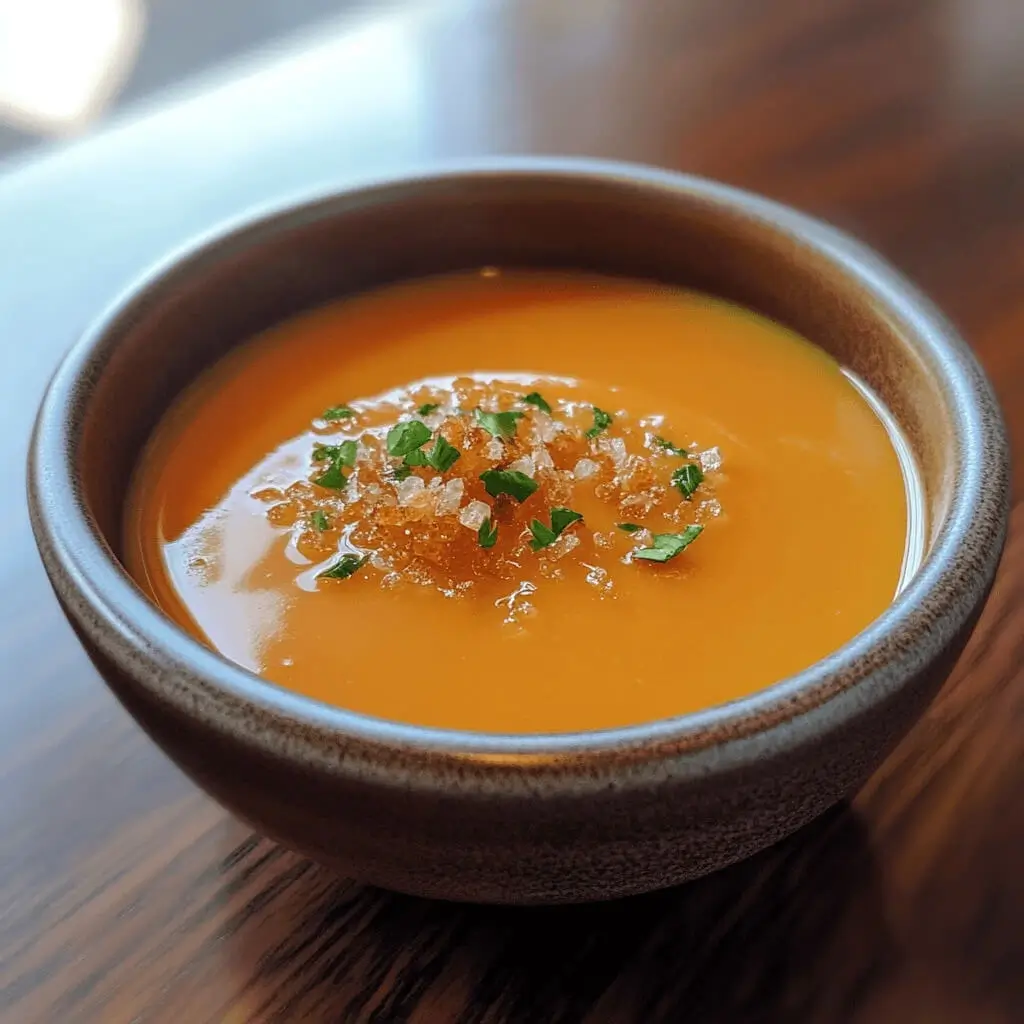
[
  {"x1": 530, "y1": 412, "x2": 561, "y2": 444},
  {"x1": 459, "y1": 499, "x2": 490, "y2": 530},
  {"x1": 545, "y1": 532, "x2": 580, "y2": 562},
  {"x1": 699, "y1": 446, "x2": 722, "y2": 472},
  {"x1": 437, "y1": 478, "x2": 465, "y2": 515},
  {"x1": 508, "y1": 455, "x2": 535, "y2": 478},
  {"x1": 532, "y1": 446, "x2": 555, "y2": 471},
  {"x1": 396, "y1": 476, "x2": 425, "y2": 506},
  {"x1": 597, "y1": 436, "x2": 628, "y2": 469}
]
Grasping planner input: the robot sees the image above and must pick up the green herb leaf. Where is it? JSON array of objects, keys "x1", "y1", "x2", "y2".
[
  {"x1": 633, "y1": 526, "x2": 703, "y2": 563},
  {"x1": 424, "y1": 435, "x2": 461, "y2": 473},
  {"x1": 528, "y1": 520, "x2": 558, "y2": 550},
  {"x1": 317, "y1": 553, "x2": 369, "y2": 579},
  {"x1": 550, "y1": 507, "x2": 584, "y2": 535},
  {"x1": 310, "y1": 510, "x2": 330, "y2": 532},
  {"x1": 322, "y1": 405, "x2": 356, "y2": 421},
  {"x1": 339, "y1": 440, "x2": 359, "y2": 467},
  {"x1": 585, "y1": 406, "x2": 613, "y2": 439},
  {"x1": 417, "y1": 403, "x2": 440, "y2": 415},
  {"x1": 480, "y1": 468, "x2": 539, "y2": 503},
  {"x1": 312, "y1": 443, "x2": 340, "y2": 462},
  {"x1": 671, "y1": 463, "x2": 704, "y2": 499},
  {"x1": 391, "y1": 465, "x2": 413, "y2": 481},
  {"x1": 529, "y1": 506, "x2": 584, "y2": 550},
  {"x1": 654, "y1": 435, "x2": 689, "y2": 457},
  {"x1": 617, "y1": 522, "x2": 643, "y2": 533},
  {"x1": 313, "y1": 441, "x2": 357, "y2": 466},
  {"x1": 474, "y1": 408, "x2": 524, "y2": 439},
  {"x1": 312, "y1": 439, "x2": 358, "y2": 489},
  {"x1": 387, "y1": 420, "x2": 432, "y2": 457},
  {"x1": 403, "y1": 449, "x2": 428, "y2": 467},
  {"x1": 522, "y1": 391, "x2": 552, "y2": 415},
  {"x1": 313, "y1": 460, "x2": 348, "y2": 489},
  {"x1": 478, "y1": 517, "x2": 498, "y2": 549}
]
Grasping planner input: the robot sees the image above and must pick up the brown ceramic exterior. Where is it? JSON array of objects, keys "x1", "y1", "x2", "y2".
[{"x1": 27, "y1": 159, "x2": 1009, "y2": 905}]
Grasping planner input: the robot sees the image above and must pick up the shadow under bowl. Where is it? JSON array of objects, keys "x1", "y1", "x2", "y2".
[{"x1": 27, "y1": 158, "x2": 1010, "y2": 904}]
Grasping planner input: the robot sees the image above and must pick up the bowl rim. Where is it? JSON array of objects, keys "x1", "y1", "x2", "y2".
[{"x1": 27, "y1": 156, "x2": 1010, "y2": 786}]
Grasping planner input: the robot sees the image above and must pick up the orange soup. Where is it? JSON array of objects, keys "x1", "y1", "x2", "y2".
[{"x1": 124, "y1": 271, "x2": 918, "y2": 733}]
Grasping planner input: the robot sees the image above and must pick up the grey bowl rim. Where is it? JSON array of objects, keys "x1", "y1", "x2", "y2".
[{"x1": 27, "y1": 155, "x2": 1009, "y2": 776}]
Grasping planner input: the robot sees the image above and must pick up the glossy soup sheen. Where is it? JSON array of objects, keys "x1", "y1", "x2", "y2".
[{"x1": 125, "y1": 271, "x2": 911, "y2": 733}]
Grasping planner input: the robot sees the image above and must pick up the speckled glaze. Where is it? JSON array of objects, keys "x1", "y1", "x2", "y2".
[{"x1": 28, "y1": 159, "x2": 1010, "y2": 904}]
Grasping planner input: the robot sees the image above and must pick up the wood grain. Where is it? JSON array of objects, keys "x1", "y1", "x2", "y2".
[{"x1": 1, "y1": 0, "x2": 1023, "y2": 1019}]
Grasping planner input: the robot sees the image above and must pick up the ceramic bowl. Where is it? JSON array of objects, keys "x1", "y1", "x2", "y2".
[{"x1": 28, "y1": 159, "x2": 1010, "y2": 904}]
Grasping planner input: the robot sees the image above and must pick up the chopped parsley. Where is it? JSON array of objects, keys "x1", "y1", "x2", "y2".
[
  {"x1": 309, "y1": 510, "x2": 330, "y2": 532},
  {"x1": 313, "y1": 465, "x2": 346, "y2": 490},
  {"x1": 423, "y1": 436, "x2": 461, "y2": 473},
  {"x1": 427, "y1": 436, "x2": 460, "y2": 472},
  {"x1": 528, "y1": 521, "x2": 558, "y2": 551},
  {"x1": 387, "y1": 420, "x2": 432, "y2": 458},
  {"x1": 671, "y1": 463, "x2": 704, "y2": 499},
  {"x1": 338, "y1": 440, "x2": 359, "y2": 467},
  {"x1": 417, "y1": 402, "x2": 440, "y2": 415},
  {"x1": 479, "y1": 468, "x2": 539, "y2": 503},
  {"x1": 617, "y1": 522, "x2": 643, "y2": 533},
  {"x1": 478, "y1": 516, "x2": 498, "y2": 548},
  {"x1": 312, "y1": 440, "x2": 358, "y2": 467},
  {"x1": 522, "y1": 391, "x2": 552, "y2": 415},
  {"x1": 317, "y1": 553, "x2": 369, "y2": 579},
  {"x1": 474, "y1": 408, "x2": 524, "y2": 439},
  {"x1": 585, "y1": 406, "x2": 613, "y2": 439},
  {"x1": 654, "y1": 435, "x2": 689, "y2": 457},
  {"x1": 312, "y1": 439, "x2": 358, "y2": 489},
  {"x1": 633, "y1": 526, "x2": 703, "y2": 563},
  {"x1": 551, "y1": 507, "x2": 584, "y2": 535},
  {"x1": 529, "y1": 507, "x2": 584, "y2": 551},
  {"x1": 313, "y1": 459, "x2": 348, "y2": 490},
  {"x1": 401, "y1": 435, "x2": 461, "y2": 473},
  {"x1": 322, "y1": 405, "x2": 356, "y2": 421}
]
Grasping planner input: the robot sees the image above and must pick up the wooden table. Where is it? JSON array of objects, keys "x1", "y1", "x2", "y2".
[{"x1": 2, "y1": 1, "x2": 1022, "y2": 1020}]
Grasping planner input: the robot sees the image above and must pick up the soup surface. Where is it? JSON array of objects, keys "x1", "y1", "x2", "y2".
[{"x1": 125, "y1": 271, "x2": 912, "y2": 733}]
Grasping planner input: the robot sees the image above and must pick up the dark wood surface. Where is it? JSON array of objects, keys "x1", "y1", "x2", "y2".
[{"x1": 2, "y1": 1, "x2": 1023, "y2": 1020}]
